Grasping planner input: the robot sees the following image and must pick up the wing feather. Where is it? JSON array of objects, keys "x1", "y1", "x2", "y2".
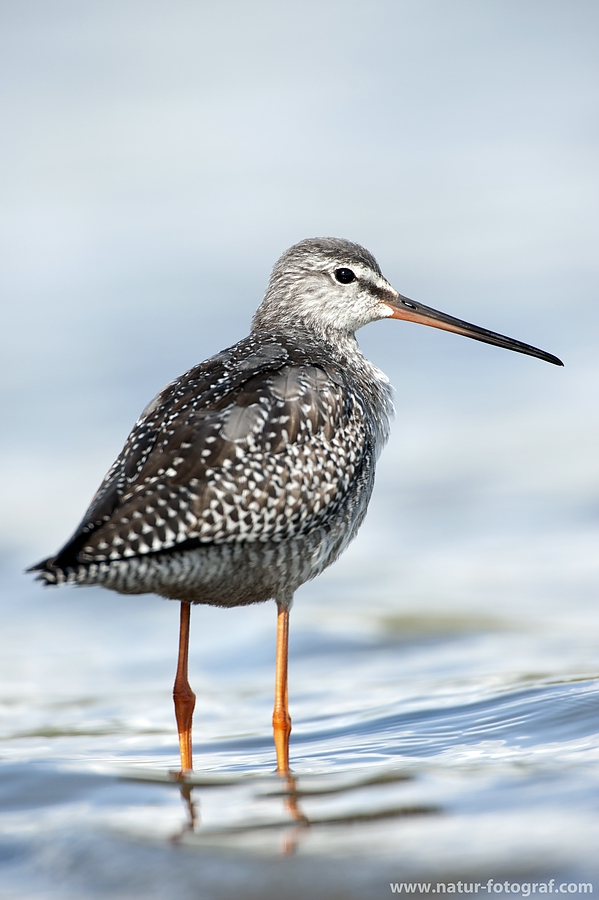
[{"x1": 42, "y1": 336, "x2": 368, "y2": 573}]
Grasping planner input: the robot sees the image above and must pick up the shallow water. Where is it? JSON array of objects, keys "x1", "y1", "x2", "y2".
[{"x1": 2, "y1": 385, "x2": 599, "y2": 898}]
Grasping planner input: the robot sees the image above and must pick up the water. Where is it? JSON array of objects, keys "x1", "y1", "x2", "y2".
[{"x1": 2, "y1": 369, "x2": 599, "y2": 898}]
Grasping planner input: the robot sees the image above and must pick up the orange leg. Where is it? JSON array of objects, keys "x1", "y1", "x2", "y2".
[
  {"x1": 272, "y1": 602, "x2": 292, "y2": 775},
  {"x1": 272, "y1": 604, "x2": 307, "y2": 823},
  {"x1": 173, "y1": 601, "x2": 196, "y2": 774}
]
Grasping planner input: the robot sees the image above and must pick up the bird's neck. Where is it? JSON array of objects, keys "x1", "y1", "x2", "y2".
[{"x1": 253, "y1": 318, "x2": 358, "y2": 365}]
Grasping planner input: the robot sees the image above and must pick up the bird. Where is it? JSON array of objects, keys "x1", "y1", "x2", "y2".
[{"x1": 29, "y1": 237, "x2": 563, "y2": 777}]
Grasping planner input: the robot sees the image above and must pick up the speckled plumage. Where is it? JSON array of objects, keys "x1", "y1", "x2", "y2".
[{"x1": 32, "y1": 239, "x2": 396, "y2": 607}]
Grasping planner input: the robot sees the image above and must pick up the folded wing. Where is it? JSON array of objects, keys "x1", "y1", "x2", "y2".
[{"x1": 33, "y1": 336, "x2": 369, "y2": 578}]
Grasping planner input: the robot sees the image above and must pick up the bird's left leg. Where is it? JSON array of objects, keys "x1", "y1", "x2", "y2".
[
  {"x1": 272, "y1": 599, "x2": 307, "y2": 824},
  {"x1": 173, "y1": 601, "x2": 196, "y2": 774},
  {"x1": 272, "y1": 599, "x2": 292, "y2": 775}
]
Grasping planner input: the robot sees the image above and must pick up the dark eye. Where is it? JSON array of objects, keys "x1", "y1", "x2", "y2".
[{"x1": 334, "y1": 268, "x2": 356, "y2": 284}]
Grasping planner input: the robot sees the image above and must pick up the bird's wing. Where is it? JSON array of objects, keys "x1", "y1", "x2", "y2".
[{"x1": 43, "y1": 336, "x2": 369, "y2": 571}]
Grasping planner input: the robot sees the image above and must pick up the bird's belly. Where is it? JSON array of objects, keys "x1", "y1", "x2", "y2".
[{"x1": 71, "y1": 463, "x2": 375, "y2": 607}]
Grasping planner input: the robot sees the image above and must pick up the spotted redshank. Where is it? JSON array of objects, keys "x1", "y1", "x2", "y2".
[{"x1": 30, "y1": 238, "x2": 562, "y2": 775}]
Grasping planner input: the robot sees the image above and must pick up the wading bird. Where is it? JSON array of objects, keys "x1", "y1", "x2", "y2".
[{"x1": 30, "y1": 238, "x2": 562, "y2": 776}]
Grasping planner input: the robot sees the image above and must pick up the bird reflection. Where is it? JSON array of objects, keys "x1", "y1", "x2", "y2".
[
  {"x1": 280, "y1": 772, "x2": 308, "y2": 823},
  {"x1": 279, "y1": 773, "x2": 310, "y2": 855},
  {"x1": 125, "y1": 762, "x2": 439, "y2": 856},
  {"x1": 170, "y1": 770, "x2": 309, "y2": 849},
  {"x1": 170, "y1": 781, "x2": 199, "y2": 841}
]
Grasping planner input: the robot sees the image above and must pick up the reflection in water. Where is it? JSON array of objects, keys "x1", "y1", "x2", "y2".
[
  {"x1": 135, "y1": 766, "x2": 439, "y2": 856},
  {"x1": 279, "y1": 773, "x2": 308, "y2": 827},
  {"x1": 167, "y1": 760, "x2": 311, "y2": 847},
  {"x1": 176, "y1": 782, "x2": 198, "y2": 837},
  {"x1": 170, "y1": 771, "x2": 309, "y2": 846}
]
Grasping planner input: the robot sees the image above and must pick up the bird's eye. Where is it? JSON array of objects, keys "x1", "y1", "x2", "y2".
[{"x1": 334, "y1": 268, "x2": 356, "y2": 284}]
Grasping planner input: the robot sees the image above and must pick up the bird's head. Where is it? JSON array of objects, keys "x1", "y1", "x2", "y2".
[
  {"x1": 253, "y1": 237, "x2": 397, "y2": 337},
  {"x1": 253, "y1": 237, "x2": 562, "y2": 366}
]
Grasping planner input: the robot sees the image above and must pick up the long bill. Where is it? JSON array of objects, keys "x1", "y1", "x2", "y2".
[{"x1": 384, "y1": 295, "x2": 563, "y2": 367}]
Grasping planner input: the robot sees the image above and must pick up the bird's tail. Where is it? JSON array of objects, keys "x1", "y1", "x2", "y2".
[{"x1": 26, "y1": 557, "x2": 65, "y2": 586}]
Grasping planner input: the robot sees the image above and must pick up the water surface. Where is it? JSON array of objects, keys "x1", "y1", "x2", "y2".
[{"x1": 2, "y1": 398, "x2": 598, "y2": 898}]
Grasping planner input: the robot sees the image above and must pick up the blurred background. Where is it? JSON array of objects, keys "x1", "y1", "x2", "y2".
[{"x1": 1, "y1": 2, "x2": 598, "y2": 898}]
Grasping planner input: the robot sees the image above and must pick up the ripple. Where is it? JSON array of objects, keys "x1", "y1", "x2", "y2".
[{"x1": 196, "y1": 677, "x2": 599, "y2": 771}]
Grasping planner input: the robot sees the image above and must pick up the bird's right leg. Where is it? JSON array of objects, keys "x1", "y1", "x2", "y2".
[{"x1": 173, "y1": 601, "x2": 196, "y2": 774}]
